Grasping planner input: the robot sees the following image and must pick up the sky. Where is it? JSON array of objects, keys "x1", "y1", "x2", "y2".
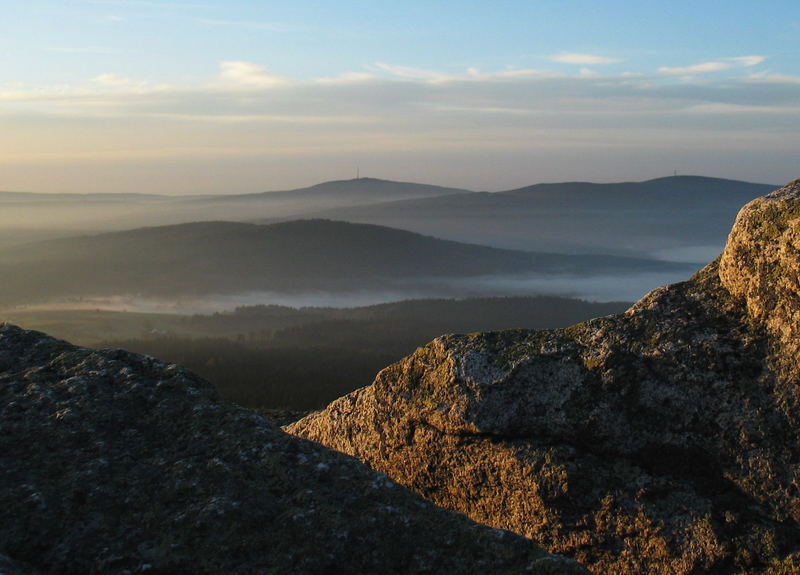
[{"x1": 1, "y1": 0, "x2": 799, "y2": 194}]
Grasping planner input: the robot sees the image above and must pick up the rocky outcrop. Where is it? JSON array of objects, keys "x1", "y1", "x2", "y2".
[
  {"x1": 0, "y1": 325, "x2": 587, "y2": 574},
  {"x1": 720, "y1": 178, "x2": 800, "y2": 382},
  {"x1": 289, "y1": 179, "x2": 800, "y2": 575}
]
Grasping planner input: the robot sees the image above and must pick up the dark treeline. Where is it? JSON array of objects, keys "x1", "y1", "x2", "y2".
[
  {"x1": 98, "y1": 296, "x2": 629, "y2": 410},
  {"x1": 97, "y1": 336, "x2": 397, "y2": 410}
]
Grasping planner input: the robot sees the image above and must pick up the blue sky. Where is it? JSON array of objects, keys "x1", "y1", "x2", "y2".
[{"x1": 1, "y1": 0, "x2": 798, "y2": 193}]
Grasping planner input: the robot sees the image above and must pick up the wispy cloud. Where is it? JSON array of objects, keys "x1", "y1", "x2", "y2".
[
  {"x1": 373, "y1": 63, "x2": 555, "y2": 84},
  {"x1": 1, "y1": 59, "x2": 794, "y2": 119},
  {"x1": 747, "y1": 72, "x2": 800, "y2": 84},
  {"x1": 659, "y1": 61, "x2": 732, "y2": 76},
  {"x1": 551, "y1": 53, "x2": 621, "y2": 65},
  {"x1": 730, "y1": 56, "x2": 765, "y2": 67},
  {"x1": 659, "y1": 55, "x2": 764, "y2": 76},
  {"x1": 373, "y1": 62, "x2": 453, "y2": 83},
  {"x1": 682, "y1": 102, "x2": 800, "y2": 115},
  {"x1": 315, "y1": 72, "x2": 377, "y2": 85},
  {"x1": 218, "y1": 61, "x2": 290, "y2": 88}
]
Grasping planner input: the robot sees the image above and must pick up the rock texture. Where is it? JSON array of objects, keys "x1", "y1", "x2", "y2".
[
  {"x1": 290, "y1": 179, "x2": 800, "y2": 575},
  {"x1": 720, "y1": 179, "x2": 800, "y2": 381},
  {"x1": 0, "y1": 325, "x2": 588, "y2": 575},
  {"x1": 0, "y1": 554, "x2": 43, "y2": 575}
]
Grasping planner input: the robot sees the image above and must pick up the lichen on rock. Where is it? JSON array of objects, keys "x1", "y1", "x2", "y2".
[{"x1": 289, "y1": 179, "x2": 800, "y2": 575}]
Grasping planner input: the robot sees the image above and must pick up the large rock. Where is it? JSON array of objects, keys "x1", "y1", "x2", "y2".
[
  {"x1": 289, "y1": 179, "x2": 800, "y2": 574},
  {"x1": 0, "y1": 325, "x2": 587, "y2": 574},
  {"x1": 720, "y1": 178, "x2": 800, "y2": 379}
]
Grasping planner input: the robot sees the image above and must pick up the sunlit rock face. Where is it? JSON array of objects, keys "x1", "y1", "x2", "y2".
[
  {"x1": 720, "y1": 178, "x2": 800, "y2": 381},
  {"x1": 289, "y1": 179, "x2": 800, "y2": 575},
  {"x1": 0, "y1": 325, "x2": 588, "y2": 575}
]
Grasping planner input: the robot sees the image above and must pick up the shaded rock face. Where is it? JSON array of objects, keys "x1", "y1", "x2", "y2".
[
  {"x1": 0, "y1": 325, "x2": 588, "y2": 575},
  {"x1": 0, "y1": 554, "x2": 43, "y2": 575},
  {"x1": 289, "y1": 179, "x2": 800, "y2": 575}
]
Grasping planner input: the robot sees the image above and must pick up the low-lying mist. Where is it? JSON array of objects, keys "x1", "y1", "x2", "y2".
[
  {"x1": 5, "y1": 268, "x2": 696, "y2": 314},
  {"x1": 650, "y1": 245, "x2": 722, "y2": 264}
]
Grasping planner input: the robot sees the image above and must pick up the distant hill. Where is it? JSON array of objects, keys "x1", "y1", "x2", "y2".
[
  {"x1": 0, "y1": 178, "x2": 470, "y2": 244},
  {"x1": 180, "y1": 178, "x2": 473, "y2": 222},
  {"x1": 209, "y1": 177, "x2": 472, "y2": 204},
  {"x1": 502, "y1": 175, "x2": 773, "y2": 206},
  {"x1": 1, "y1": 176, "x2": 773, "y2": 261},
  {"x1": 0, "y1": 219, "x2": 684, "y2": 305},
  {"x1": 0, "y1": 177, "x2": 465, "y2": 206},
  {"x1": 293, "y1": 176, "x2": 775, "y2": 260}
]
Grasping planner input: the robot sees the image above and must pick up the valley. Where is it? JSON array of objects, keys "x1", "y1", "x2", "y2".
[{"x1": 0, "y1": 175, "x2": 767, "y2": 412}]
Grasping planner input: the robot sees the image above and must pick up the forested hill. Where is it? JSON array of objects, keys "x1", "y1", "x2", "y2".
[
  {"x1": 501, "y1": 175, "x2": 774, "y2": 206},
  {"x1": 0, "y1": 219, "x2": 684, "y2": 304}
]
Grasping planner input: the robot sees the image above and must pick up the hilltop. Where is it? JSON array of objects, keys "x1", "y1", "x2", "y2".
[{"x1": 208, "y1": 177, "x2": 471, "y2": 203}]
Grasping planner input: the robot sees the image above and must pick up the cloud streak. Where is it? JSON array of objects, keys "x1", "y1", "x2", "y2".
[
  {"x1": 551, "y1": 53, "x2": 621, "y2": 65},
  {"x1": 0, "y1": 58, "x2": 791, "y2": 123},
  {"x1": 659, "y1": 55, "x2": 764, "y2": 76},
  {"x1": 91, "y1": 74, "x2": 135, "y2": 87},
  {"x1": 372, "y1": 63, "x2": 556, "y2": 84},
  {"x1": 218, "y1": 61, "x2": 290, "y2": 88}
]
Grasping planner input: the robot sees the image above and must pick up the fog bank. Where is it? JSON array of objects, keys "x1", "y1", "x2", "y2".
[{"x1": 4, "y1": 269, "x2": 697, "y2": 314}]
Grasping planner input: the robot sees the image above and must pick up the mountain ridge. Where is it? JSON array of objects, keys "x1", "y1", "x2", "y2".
[
  {"x1": 290, "y1": 176, "x2": 775, "y2": 257},
  {"x1": 206, "y1": 177, "x2": 474, "y2": 202},
  {"x1": 0, "y1": 175, "x2": 774, "y2": 258},
  {"x1": 503, "y1": 174, "x2": 776, "y2": 195}
]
